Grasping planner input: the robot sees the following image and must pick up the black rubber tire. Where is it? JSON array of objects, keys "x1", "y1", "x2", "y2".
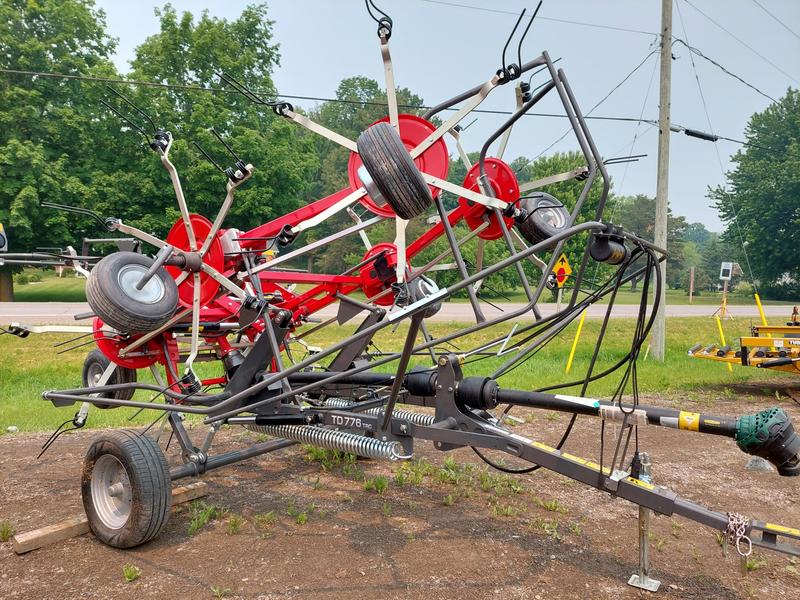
[
  {"x1": 86, "y1": 251, "x2": 179, "y2": 334},
  {"x1": 82, "y1": 430, "x2": 171, "y2": 548},
  {"x1": 356, "y1": 122, "x2": 433, "y2": 220},
  {"x1": 82, "y1": 349, "x2": 137, "y2": 409},
  {"x1": 516, "y1": 192, "x2": 570, "y2": 246}
]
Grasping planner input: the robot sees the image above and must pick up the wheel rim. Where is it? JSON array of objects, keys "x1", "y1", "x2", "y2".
[
  {"x1": 117, "y1": 264, "x2": 166, "y2": 305},
  {"x1": 91, "y1": 454, "x2": 133, "y2": 529},
  {"x1": 86, "y1": 361, "x2": 108, "y2": 387}
]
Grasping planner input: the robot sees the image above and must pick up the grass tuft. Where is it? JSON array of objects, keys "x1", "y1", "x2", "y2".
[{"x1": 122, "y1": 564, "x2": 141, "y2": 583}]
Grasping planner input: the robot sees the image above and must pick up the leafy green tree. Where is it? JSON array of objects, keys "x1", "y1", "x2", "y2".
[
  {"x1": 0, "y1": 0, "x2": 118, "y2": 298},
  {"x1": 683, "y1": 222, "x2": 712, "y2": 246},
  {"x1": 612, "y1": 194, "x2": 688, "y2": 290},
  {"x1": 709, "y1": 88, "x2": 800, "y2": 298},
  {"x1": 98, "y1": 4, "x2": 319, "y2": 239}
]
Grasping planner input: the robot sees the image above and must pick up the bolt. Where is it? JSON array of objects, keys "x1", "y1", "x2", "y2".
[
  {"x1": 448, "y1": 386, "x2": 453, "y2": 392},
  {"x1": 399, "y1": 424, "x2": 408, "y2": 434}
]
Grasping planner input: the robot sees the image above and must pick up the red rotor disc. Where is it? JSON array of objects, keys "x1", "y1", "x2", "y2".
[
  {"x1": 165, "y1": 214, "x2": 225, "y2": 308},
  {"x1": 93, "y1": 317, "x2": 162, "y2": 369},
  {"x1": 359, "y1": 242, "x2": 397, "y2": 306},
  {"x1": 348, "y1": 114, "x2": 449, "y2": 217},
  {"x1": 457, "y1": 158, "x2": 520, "y2": 240}
]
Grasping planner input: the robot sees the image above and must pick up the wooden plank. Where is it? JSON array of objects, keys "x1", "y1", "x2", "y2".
[
  {"x1": 171, "y1": 481, "x2": 208, "y2": 505},
  {"x1": 11, "y1": 481, "x2": 207, "y2": 554},
  {"x1": 11, "y1": 516, "x2": 89, "y2": 555}
]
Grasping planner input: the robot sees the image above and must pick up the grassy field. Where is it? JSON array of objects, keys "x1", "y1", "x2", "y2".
[
  {"x1": 8, "y1": 267, "x2": 793, "y2": 305},
  {"x1": 12, "y1": 270, "x2": 88, "y2": 302},
  {"x1": 1, "y1": 316, "x2": 794, "y2": 435}
]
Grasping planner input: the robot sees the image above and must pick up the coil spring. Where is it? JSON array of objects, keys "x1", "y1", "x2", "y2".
[
  {"x1": 245, "y1": 423, "x2": 407, "y2": 460},
  {"x1": 322, "y1": 398, "x2": 435, "y2": 426}
]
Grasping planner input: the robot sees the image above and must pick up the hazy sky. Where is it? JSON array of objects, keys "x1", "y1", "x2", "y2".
[{"x1": 95, "y1": 0, "x2": 800, "y2": 231}]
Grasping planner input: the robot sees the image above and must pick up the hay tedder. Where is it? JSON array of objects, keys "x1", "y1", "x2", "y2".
[{"x1": 6, "y1": 2, "x2": 800, "y2": 577}]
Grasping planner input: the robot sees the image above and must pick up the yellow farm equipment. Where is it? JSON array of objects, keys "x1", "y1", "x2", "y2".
[{"x1": 689, "y1": 323, "x2": 800, "y2": 374}]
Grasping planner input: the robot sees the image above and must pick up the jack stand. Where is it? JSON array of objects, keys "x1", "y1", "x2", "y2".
[{"x1": 628, "y1": 452, "x2": 661, "y2": 592}]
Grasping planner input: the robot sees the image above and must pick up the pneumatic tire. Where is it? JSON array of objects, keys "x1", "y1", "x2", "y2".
[
  {"x1": 86, "y1": 251, "x2": 179, "y2": 334},
  {"x1": 82, "y1": 349, "x2": 137, "y2": 409},
  {"x1": 356, "y1": 122, "x2": 433, "y2": 220},
  {"x1": 82, "y1": 430, "x2": 171, "y2": 548}
]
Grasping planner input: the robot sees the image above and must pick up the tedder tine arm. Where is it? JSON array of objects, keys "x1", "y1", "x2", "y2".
[{"x1": 280, "y1": 109, "x2": 358, "y2": 153}]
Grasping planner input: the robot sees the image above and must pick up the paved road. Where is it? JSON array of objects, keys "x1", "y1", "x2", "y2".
[{"x1": 1, "y1": 301, "x2": 792, "y2": 326}]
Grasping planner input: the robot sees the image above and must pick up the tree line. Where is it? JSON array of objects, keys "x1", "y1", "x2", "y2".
[{"x1": 1, "y1": 1, "x2": 796, "y2": 300}]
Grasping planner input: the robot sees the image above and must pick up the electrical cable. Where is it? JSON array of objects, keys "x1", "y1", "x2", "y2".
[
  {"x1": 531, "y1": 47, "x2": 659, "y2": 160},
  {"x1": 672, "y1": 39, "x2": 777, "y2": 103},
  {"x1": 675, "y1": 3, "x2": 759, "y2": 292},
  {"x1": 0, "y1": 68, "x2": 769, "y2": 153},
  {"x1": 749, "y1": 0, "x2": 800, "y2": 42},
  {"x1": 683, "y1": 0, "x2": 800, "y2": 86},
  {"x1": 417, "y1": 0, "x2": 658, "y2": 37}
]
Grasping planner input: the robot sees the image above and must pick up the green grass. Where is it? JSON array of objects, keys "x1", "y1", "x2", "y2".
[
  {"x1": 12, "y1": 269, "x2": 87, "y2": 302},
  {"x1": 187, "y1": 501, "x2": 228, "y2": 536},
  {"x1": 0, "y1": 520, "x2": 15, "y2": 542},
  {"x1": 0, "y1": 317, "x2": 792, "y2": 435},
  {"x1": 122, "y1": 564, "x2": 141, "y2": 583}
]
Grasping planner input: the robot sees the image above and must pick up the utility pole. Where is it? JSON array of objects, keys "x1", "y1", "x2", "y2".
[{"x1": 651, "y1": 0, "x2": 672, "y2": 361}]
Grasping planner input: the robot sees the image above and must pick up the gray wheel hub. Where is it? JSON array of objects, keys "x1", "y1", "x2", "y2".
[
  {"x1": 91, "y1": 454, "x2": 133, "y2": 530},
  {"x1": 117, "y1": 263, "x2": 166, "y2": 304}
]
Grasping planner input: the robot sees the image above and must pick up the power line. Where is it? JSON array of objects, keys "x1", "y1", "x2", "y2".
[
  {"x1": 0, "y1": 67, "x2": 768, "y2": 152},
  {"x1": 417, "y1": 0, "x2": 658, "y2": 36},
  {"x1": 0, "y1": 67, "x2": 653, "y2": 124},
  {"x1": 672, "y1": 38, "x2": 777, "y2": 103},
  {"x1": 750, "y1": 0, "x2": 800, "y2": 42},
  {"x1": 683, "y1": 0, "x2": 800, "y2": 86},
  {"x1": 676, "y1": 0, "x2": 758, "y2": 289},
  {"x1": 531, "y1": 47, "x2": 660, "y2": 159}
]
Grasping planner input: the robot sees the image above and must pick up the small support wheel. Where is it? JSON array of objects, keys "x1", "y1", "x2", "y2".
[
  {"x1": 515, "y1": 192, "x2": 570, "y2": 246},
  {"x1": 356, "y1": 122, "x2": 433, "y2": 220},
  {"x1": 82, "y1": 349, "x2": 137, "y2": 409},
  {"x1": 82, "y1": 430, "x2": 171, "y2": 548},
  {"x1": 86, "y1": 251, "x2": 179, "y2": 333}
]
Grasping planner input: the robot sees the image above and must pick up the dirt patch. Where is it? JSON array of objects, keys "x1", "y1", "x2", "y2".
[{"x1": 1, "y1": 388, "x2": 799, "y2": 600}]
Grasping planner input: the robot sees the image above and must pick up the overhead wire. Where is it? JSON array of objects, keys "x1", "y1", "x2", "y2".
[
  {"x1": 683, "y1": 0, "x2": 800, "y2": 86},
  {"x1": 530, "y1": 46, "x2": 660, "y2": 160},
  {"x1": 417, "y1": 0, "x2": 659, "y2": 36},
  {"x1": 675, "y1": 1, "x2": 759, "y2": 290},
  {"x1": 0, "y1": 68, "x2": 770, "y2": 153},
  {"x1": 672, "y1": 39, "x2": 777, "y2": 103},
  {"x1": 749, "y1": 0, "x2": 800, "y2": 42}
]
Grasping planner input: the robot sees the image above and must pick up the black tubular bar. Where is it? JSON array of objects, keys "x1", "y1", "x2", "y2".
[
  {"x1": 477, "y1": 80, "x2": 556, "y2": 182},
  {"x1": 381, "y1": 312, "x2": 424, "y2": 431},
  {"x1": 494, "y1": 389, "x2": 737, "y2": 437},
  {"x1": 170, "y1": 438, "x2": 296, "y2": 480},
  {"x1": 433, "y1": 196, "x2": 485, "y2": 323},
  {"x1": 422, "y1": 56, "x2": 547, "y2": 120}
]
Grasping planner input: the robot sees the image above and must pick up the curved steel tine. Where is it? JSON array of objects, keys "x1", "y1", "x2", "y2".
[
  {"x1": 517, "y1": 2, "x2": 542, "y2": 68},
  {"x1": 501, "y1": 9, "x2": 526, "y2": 73},
  {"x1": 99, "y1": 98, "x2": 150, "y2": 142},
  {"x1": 105, "y1": 85, "x2": 158, "y2": 134},
  {"x1": 192, "y1": 141, "x2": 225, "y2": 173},
  {"x1": 211, "y1": 128, "x2": 242, "y2": 162}
]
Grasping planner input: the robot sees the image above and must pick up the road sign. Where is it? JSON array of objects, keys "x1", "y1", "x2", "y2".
[
  {"x1": 719, "y1": 261, "x2": 733, "y2": 281},
  {"x1": 553, "y1": 253, "x2": 572, "y2": 288},
  {"x1": 0, "y1": 223, "x2": 7, "y2": 252}
]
